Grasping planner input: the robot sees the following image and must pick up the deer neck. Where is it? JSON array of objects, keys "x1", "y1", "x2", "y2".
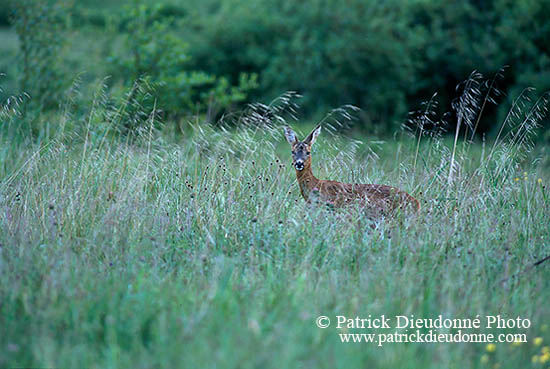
[{"x1": 295, "y1": 161, "x2": 320, "y2": 201}]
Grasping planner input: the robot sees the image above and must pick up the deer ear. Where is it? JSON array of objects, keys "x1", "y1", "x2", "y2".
[
  {"x1": 304, "y1": 124, "x2": 321, "y2": 145},
  {"x1": 283, "y1": 126, "x2": 297, "y2": 144}
]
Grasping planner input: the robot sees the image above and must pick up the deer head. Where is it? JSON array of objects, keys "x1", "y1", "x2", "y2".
[{"x1": 283, "y1": 124, "x2": 321, "y2": 171}]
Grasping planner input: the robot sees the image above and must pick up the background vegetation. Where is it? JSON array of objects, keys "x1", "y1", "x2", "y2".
[
  {"x1": 1, "y1": 0, "x2": 549, "y2": 368},
  {"x1": 1, "y1": 0, "x2": 550, "y2": 134}
]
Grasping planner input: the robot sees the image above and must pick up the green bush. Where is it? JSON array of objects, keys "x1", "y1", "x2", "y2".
[
  {"x1": 4, "y1": 0, "x2": 550, "y2": 137},
  {"x1": 183, "y1": 0, "x2": 550, "y2": 134},
  {"x1": 107, "y1": 3, "x2": 258, "y2": 123},
  {"x1": 12, "y1": 0, "x2": 71, "y2": 113},
  {"x1": 186, "y1": 0, "x2": 418, "y2": 129},
  {"x1": 0, "y1": 6, "x2": 13, "y2": 27}
]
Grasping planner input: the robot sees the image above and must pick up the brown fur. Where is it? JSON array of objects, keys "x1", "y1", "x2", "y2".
[{"x1": 285, "y1": 125, "x2": 420, "y2": 218}]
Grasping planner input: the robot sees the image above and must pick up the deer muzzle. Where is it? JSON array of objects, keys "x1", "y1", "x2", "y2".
[{"x1": 294, "y1": 160, "x2": 304, "y2": 171}]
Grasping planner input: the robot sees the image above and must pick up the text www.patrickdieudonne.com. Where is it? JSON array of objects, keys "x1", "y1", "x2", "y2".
[{"x1": 315, "y1": 315, "x2": 530, "y2": 346}]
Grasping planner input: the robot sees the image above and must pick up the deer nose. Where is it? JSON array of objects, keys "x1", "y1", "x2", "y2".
[{"x1": 295, "y1": 160, "x2": 304, "y2": 171}]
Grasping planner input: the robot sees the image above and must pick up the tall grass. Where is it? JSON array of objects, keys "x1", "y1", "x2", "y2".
[{"x1": 0, "y1": 81, "x2": 549, "y2": 368}]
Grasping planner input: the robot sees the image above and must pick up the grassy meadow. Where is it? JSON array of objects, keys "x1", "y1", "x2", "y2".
[
  {"x1": 1, "y1": 1, "x2": 550, "y2": 367},
  {"x1": 1, "y1": 90, "x2": 550, "y2": 368}
]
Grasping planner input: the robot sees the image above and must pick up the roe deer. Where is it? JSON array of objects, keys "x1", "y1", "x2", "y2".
[{"x1": 284, "y1": 125, "x2": 420, "y2": 218}]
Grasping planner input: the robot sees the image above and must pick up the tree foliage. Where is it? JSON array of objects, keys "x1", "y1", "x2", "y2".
[
  {"x1": 2, "y1": 0, "x2": 549, "y2": 135},
  {"x1": 107, "y1": 3, "x2": 258, "y2": 121},
  {"x1": 184, "y1": 0, "x2": 550, "y2": 133}
]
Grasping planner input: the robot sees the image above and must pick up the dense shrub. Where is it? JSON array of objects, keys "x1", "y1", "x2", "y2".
[
  {"x1": 182, "y1": 0, "x2": 550, "y2": 134},
  {"x1": 3, "y1": 0, "x2": 550, "y2": 137},
  {"x1": 107, "y1": 3, "x2": 258, "y2": 122},
  {"x1": 0, "y1": 6, "x2": 12, "y2": 27},
  {"x1": 185, "y1": 0, "x2": 418, "y2": 130},
  {"x1": 12, "y1": 0, "x2": 71, "y2": 113}
]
